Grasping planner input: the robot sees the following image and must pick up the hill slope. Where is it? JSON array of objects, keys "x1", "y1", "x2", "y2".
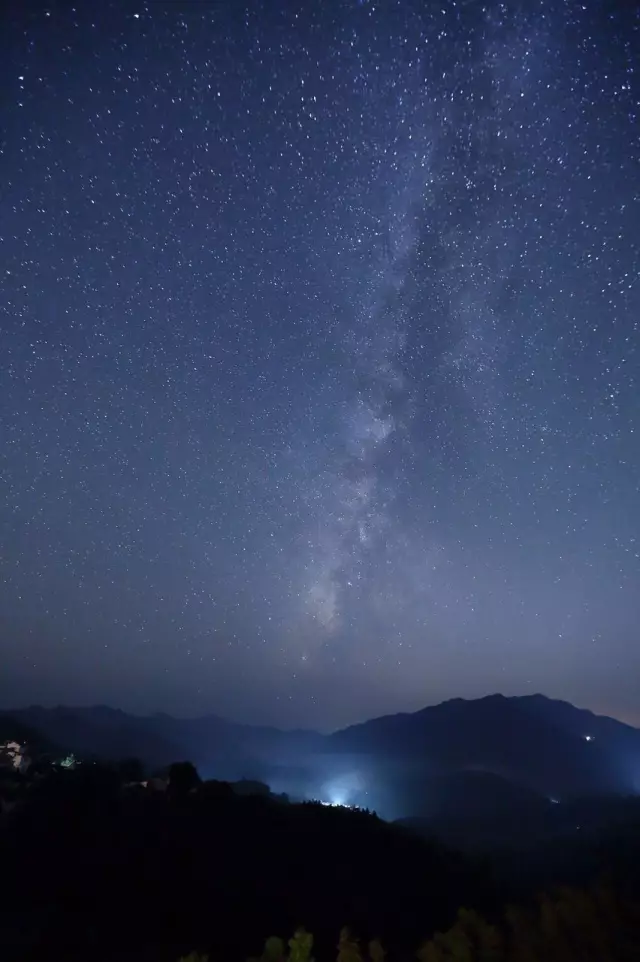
[
  {"x1": 328, "y1": 693, "x2": 640, "y2": 801},
  {"x1": 4, "y1": 694, "x2": 640, "y2": 811}
]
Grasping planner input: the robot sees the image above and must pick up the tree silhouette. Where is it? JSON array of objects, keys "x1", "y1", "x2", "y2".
[
  {"x1": 199, "y1": 778, "x2": 235, "y2": 802},
  {"x1": 288, "y1": 928, "x2": 313, "y2": 962},
  {"x1": 234, "y1": 778, "x2": 271, "y2": 797},
  {"x1": 168, "y1": 760, "x2": 201, "y2": 799},
  {"x1": 337, "y1": 928, "x2": 362, "y2": 962},
  {"x1": 263, "y1": 935, "x2": 285, "y2": 962},
  {"x1": 117, "y1": 757, "x2": 145, "y2": 783},
  {"x1": 368, "y1": 938, "x2": 385, "y2": 962}
]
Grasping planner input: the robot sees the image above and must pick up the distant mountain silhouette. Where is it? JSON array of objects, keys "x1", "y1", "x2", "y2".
[
  {"x1": 4, "y1": 693, "x2": 640, "y2": 813},
  {"x1": 421, "y1": 768, "x2": 548, "y2": 820},
  {"x1": 1, "y1": 704, "x2": 325, "y2": 779},
  {"x1": 1, "y1": 705, "x2": 180, "y2": 767},
  {"x1": 0, "y1": 713, "x2": 56, "y2": 756},
  {"x1": 329, "y1": 693, "x2": 640, "y2": 801}
]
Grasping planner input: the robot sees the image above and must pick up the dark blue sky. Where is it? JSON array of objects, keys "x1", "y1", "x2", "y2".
[{"x1": 1, "y1": 0, "x2": 638, "y2": 729}]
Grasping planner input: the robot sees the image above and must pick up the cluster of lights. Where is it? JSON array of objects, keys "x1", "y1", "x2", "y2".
[
  {"x1": 0, "y1": 741, "x2": 25, "y2": 770},
  {"x1": 59, "y1": 753, "x2": 78, "y2": 769}
]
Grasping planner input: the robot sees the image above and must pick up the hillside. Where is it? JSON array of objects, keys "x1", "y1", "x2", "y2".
[
  {"x1": 4, "y1": 694, "x2": 640, "y2": 818},
  {"x1": 0, "y1": 713, "x2": 57, "y2": 757},
  {"x1": 328, "y1": 693, "x2": 640, "y2": 804},
  {"x1": 2, "y1": 761, "x2": 640, "y2": 962},
  {"x1": 0, "y1": 769, "x2": 490, "y2": 962}
]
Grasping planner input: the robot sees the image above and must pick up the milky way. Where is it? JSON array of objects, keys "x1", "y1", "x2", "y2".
[{"x1": 0, "y1": 0, "x2": 638, "y2": 728}]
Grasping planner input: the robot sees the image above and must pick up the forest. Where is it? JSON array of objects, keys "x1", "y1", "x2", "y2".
[{"x1": 2, "y1": 754, "x2": 640, "y2": 961}]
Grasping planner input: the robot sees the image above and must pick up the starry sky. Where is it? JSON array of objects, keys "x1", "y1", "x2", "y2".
[{"x1": 1, "y1": 0, "x2": 638, "y2": 731}]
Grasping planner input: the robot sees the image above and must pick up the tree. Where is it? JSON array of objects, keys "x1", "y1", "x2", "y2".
[
  {"x1": 368, "y1": 939, "x2": 385, "y2": 962},
  {"x1": 337, "y1": 928, "x2": 362, "y2": 962},
  {"x1": 263, "y1": 936, "x2": 285, "y2": 962},
  {"x1": 168, "y1": 761, "x2": 201, "y2": 799},
  {"x1": 418, "y1": 909, "x2": 503, "y2": 962},
  {"x1": 417, "y1": 942, "x2": 445, "y2": 962},
  {"x1": 200, "y1": 779, "x2": 235, "y2": 802},
  {"x1": 117, "y1": 757, "x2": 145, "y2": 783},
  {"x1": 233, "y1": 778, "x2": 271, "y2": 798},
  {"x1": 288, "y1": 928, "x2": 313, "y2": 962}
]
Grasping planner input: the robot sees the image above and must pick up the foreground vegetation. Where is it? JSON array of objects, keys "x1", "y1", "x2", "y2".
[
  {"x1": 203, "y1": 888, "x2": 640, "y2": 962},
  {"x1": 1, "y1": 755, "x2": 640, "y2": 961}
]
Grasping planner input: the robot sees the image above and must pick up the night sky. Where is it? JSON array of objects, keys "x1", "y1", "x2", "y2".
[{"x1": 1, "y1": 0, "x2": 638, "y2": 730}]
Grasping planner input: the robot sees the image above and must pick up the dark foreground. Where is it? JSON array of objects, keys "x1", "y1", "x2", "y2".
[{"x1": 1, "y1": 762, "x2": 640, "y2": 961}]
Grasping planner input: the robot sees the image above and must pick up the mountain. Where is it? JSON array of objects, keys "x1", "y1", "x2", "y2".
[
  {"x1": 0, "y1": 713, "x2": 56, "y2": 756},
  {"x1": 328, "y1": 693, "x2": 640, "y2": 803},
  {"x1": 4, "y1": 694, "x2": 640, "y2": 815},
  {"x1": 1, "y1": 705, "x2": 181, "y2": 767},
  {"x1": 2, "y1": 704, "x2": 324, "y2": 780}
]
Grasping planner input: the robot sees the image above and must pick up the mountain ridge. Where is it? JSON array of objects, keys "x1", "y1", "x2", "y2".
[
  {"x1": 3, "y1": 693, "x2": 640, "y2": 810},
  {"x1": 6, "y1": 691, "x2": 636, "y2": 733}
]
